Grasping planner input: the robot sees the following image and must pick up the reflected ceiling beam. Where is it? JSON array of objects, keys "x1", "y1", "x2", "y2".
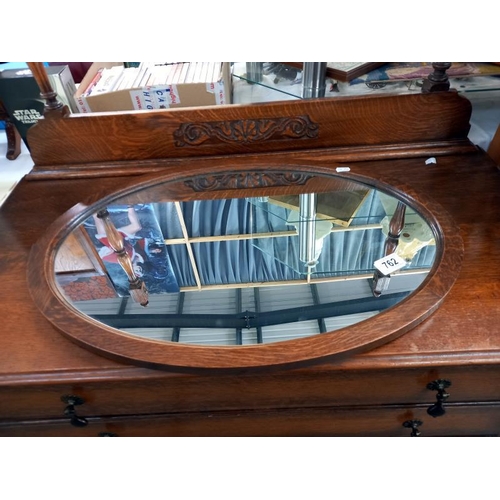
[
  {"x1": 174, "y1": 202, "x2": 202, "y2": 290},
  {"x1": 117, "y1": 297, "x2": 129, "y2": 316},
  {"x1": 310, "y1": 284, "x2": 327, "y2": 333},
  {"x1": 92, "y1": 291, "x2": 409, "y2": 330},
  {"x1": 164, "y1": 224, "x2": 382, "y2": 245},
  {"x1": 236, "y1": 288, "x2": 243, "y2": 345},
  {"x1": 165, "y1": 230, "x2": 297, "y2": 245},
  {"x1": 171, "y1": 292, "x2": 185, "y2": 342},
  {"x1": 254, "y1": 288, "x2": 263, "y2": 344},
  {"x1": 177, "y1": 268, "x2": 429, "y2": 292}
]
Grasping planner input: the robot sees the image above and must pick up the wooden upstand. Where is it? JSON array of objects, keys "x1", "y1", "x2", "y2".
[{"x1": 0, "y1": 64, "x2": 499, "y2": 436}]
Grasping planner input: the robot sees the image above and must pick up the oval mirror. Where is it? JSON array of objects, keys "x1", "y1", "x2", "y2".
[{"x1": 28, "y1": 165, "x2": 463, "y2": 372}]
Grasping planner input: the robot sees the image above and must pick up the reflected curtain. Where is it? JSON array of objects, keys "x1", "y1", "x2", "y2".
[{"x1": 153, "y1": 191, "x2": 435, "y2": 287}]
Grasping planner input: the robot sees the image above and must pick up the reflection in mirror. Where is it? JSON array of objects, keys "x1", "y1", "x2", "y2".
[{"x1": 54, "y1": 180, "x2": 436, "y2": 346}]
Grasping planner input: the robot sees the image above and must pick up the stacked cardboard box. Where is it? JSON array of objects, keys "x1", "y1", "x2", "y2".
[{"x1": 74, "y1": 62, "x2": 232, "y2": 113}]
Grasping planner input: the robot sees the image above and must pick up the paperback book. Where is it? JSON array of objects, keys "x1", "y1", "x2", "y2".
[{"x1": 74, "y1": 62, "x2": 232, "y2": 113}]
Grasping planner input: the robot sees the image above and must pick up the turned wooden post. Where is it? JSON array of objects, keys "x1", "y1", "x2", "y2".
[
  {"x1": 372, "y1": 201, "x2": 406, "y2": 297},
  {"x1": 0, "y1": 100, "x2": 21, "y2": 160},
  {"x1": 26, "y1": 62, "x2": 70, "y2": 118},
  {"x1": 384, "y1": 201, "x2": 407, "y2": 255},
  {"x1": 422, "y1": 62, "x2": 452, "y2": 93},
  {"x1": 96, "y1": 209, "x2": 149, "y2": 307}
]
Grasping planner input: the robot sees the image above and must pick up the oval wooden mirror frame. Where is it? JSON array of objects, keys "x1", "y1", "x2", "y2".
[{"x1": 27, "y1": 162, "x2": 464, "y2": 373}]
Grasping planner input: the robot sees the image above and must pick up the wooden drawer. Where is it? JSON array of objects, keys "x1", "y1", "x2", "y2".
[
  {"x1": 2, "y1": 364, "x2": 500, "y2": 422},
  {"x1": 1, "y1": 402, "x2": 499, "y2": 437}
]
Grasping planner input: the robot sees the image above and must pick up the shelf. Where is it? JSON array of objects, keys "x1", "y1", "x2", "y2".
[
  {"x1": 248, "y1": 191, "x2": 435, "y2": 278},
  {"x1": 231, "y1": 62, "x2": 500, "y2": 105}
]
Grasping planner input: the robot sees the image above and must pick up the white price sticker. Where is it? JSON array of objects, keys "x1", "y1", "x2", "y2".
[{"x1": 374, "y1": 252, "x2": 407, "y2": 276}]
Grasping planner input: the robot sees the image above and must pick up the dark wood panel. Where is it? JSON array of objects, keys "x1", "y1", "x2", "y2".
[
  {"x1": 1, "y1": 81, "x2": 499, "y2": 435},
  {"x1": 25, "y1": 160, "x2": 464, "y2": 372},
  {"x1": 1, "y1": 364, "x2": 500, "y2": 421},
  {"x1": 1, "y1": 151, "x2": 500, "y2": 377},
  {"x1": 26, "y1": 92, "x2": 472, "y2": 171},
  {"x1": 2, "y1": 403, "x2": 499, "y2": 437}
]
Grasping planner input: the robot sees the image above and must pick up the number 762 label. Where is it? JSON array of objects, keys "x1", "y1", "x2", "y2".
[{"x1": 373, "y1": 252, "x2": 407, "y2": 276}]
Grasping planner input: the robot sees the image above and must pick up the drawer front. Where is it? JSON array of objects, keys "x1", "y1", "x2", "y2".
[
  {"x1": 2, "y1": 364, "x2": 500, "y2": 421},
  {"x1": 1, "y1": 403, "x2": 499, "y2": 437}
]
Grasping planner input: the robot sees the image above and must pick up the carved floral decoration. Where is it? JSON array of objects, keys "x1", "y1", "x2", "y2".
[
  {"x1": 174, "y1": 115, "x2": 319, "y2": 147},
  {"x1": 184, "y1": 172, "x2": 313, "y2": 192}
]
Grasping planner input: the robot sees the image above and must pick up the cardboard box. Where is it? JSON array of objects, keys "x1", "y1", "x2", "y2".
[
  {"x1": 0, "y1": 65, "x2": 78, "y2": 147},
  {"x1": 74, "y1": 62, "x2": 232, "y2": 113}
]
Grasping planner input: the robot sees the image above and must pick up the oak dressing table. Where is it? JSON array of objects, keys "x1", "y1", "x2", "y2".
[{"x1": 0, "y1": 63, "x2": 499, "y2": 436}]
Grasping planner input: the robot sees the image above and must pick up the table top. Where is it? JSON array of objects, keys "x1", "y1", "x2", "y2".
[{"x1": 1, "y1": 148, "x2": 499, "y2": 381}]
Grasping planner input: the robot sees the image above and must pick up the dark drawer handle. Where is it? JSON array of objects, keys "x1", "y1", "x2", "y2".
[
  {"x1": 61, "y1": 395, "x2": 88, "y2": 428},
  {"x1": 98, "y1": 432, "x2": 118, "y2": 437},
  {"x1": 403, "y1": 419, "x2": 423, "y2": 437},
  {"x1": 426, "y1": 379, "x2": 452, "y2": 418}
]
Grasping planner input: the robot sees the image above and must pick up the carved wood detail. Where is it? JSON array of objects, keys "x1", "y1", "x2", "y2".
[
  {"x1": 184, "y1": 171, "x2": 313, "y2": 192},
  {"x1": 173, "y1": 115, "x2": 319, "y2": 147},
  {"x1": 24, "y1": 92, "x2": 473, "y2": 173}
]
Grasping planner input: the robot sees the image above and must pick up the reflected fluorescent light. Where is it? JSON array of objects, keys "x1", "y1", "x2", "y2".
[{"x1": 299, "y1": 193, "x2": 317, "y2": 267}]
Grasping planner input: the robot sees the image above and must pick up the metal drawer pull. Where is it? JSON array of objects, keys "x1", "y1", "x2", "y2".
[
  {"x1": 98, "y1": 432, "x2": 118, "y2": 437},
  {"x1": 61, "y1": 395, "x2": 88, "y2": 428},
  {"x1": 403, "y1": 419, "x2": 423, "y2": 437},
  {"x1": 426, "y1": 379, "x2": 452, "y2": 418}
]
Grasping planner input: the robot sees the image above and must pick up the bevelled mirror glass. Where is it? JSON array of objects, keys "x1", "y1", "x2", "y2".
[
  {"x1": 28, "y1": 164, "x2": 462, "y2": 372},
  {"x1": 53, "y1": 172, "x2": 436, "y2": 347}
]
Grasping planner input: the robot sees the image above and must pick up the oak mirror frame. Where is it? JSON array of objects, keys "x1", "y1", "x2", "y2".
[{"x1": 27, "y1": 161, "x2": 463, "y2": 374}]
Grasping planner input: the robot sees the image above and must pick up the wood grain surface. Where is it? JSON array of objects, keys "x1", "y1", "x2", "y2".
[
  {"x1": 26, "y1": 91, "x2": 473, "y2": 176},
  {"x1": 1, "y1": 88, "x2": 500, "y2": 435},
  {"x1": 0, "y1": 151, "x2": 498, "y2": 379},
  {"x1": 25, "y1": 160, "x2": 464, "y2": 372}
]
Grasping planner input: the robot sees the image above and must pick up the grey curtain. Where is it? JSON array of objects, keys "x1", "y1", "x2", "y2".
[{"x1": 153, "y1": 191, "x2": 435, "y2": 287}]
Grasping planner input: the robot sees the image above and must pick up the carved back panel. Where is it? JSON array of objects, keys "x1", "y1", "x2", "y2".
[{"x1": 26, "y1": 89, "x2": 474, "y2": 179}]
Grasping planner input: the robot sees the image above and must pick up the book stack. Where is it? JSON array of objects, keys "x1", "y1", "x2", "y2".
[{"x1": 74, "y1": 62, "x2": 232, "y2": 113}]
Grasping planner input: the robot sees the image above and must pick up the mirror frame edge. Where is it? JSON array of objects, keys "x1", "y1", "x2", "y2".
[{"x1": 26, "y1": 162, "x2": 464, "y2": 374}]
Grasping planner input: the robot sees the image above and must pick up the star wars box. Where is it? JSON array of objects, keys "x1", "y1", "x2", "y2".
[{"x1": 0, "y1": 65, "x2": 78, "y2": 148}]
